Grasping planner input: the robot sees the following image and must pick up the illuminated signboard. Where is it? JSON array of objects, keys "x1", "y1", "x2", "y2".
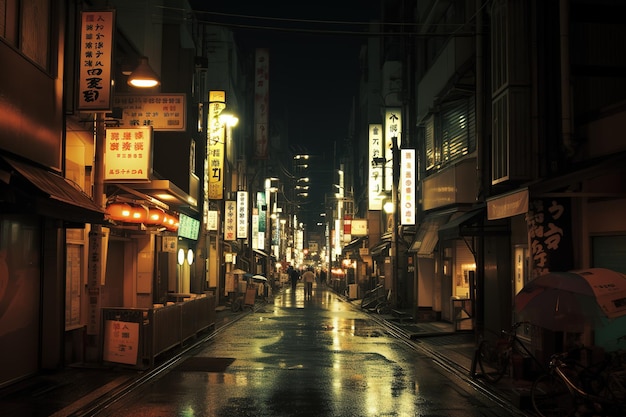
[
  {"x1": 77, "y1": 10, "x2": 114, "y2": 111},
  {"x1": 178, "y1": 213, "x2": 200, "y2": 240},
  {"x1": 368, "y1": 124, "x2": 383, "y2": 210},
  {"x1": 112, "y1": 94, "x2": 186, "y2": 131},
  {"x1": 104, "y1": 127, "x2": 152, "y2": 182},
  {"x1": 400, "y1": 149, "x2": 416, "y2": 225}
]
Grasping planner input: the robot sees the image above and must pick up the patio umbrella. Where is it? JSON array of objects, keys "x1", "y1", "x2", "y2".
[{"x1": 515, "y1": 268, "x2": 626, "y2": 350}]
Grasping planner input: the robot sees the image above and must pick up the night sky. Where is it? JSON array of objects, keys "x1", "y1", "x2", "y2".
[{"x1": 190, "y1": 1, "x2": 380, "y2": 228}]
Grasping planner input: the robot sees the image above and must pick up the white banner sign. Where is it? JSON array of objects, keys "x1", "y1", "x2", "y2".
[
  {"x1": 400, "y1": 149, "x2": 416, "y2": 225},
  {"x1": 237, "y1": 191, "x2": 249, "y2": 239},
  {"x1": 368, "y1": 124, "x2": 383, "y2": 210}
]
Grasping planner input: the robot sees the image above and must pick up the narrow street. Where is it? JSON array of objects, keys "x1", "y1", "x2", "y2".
[{"x1": 93, "y1": 284, "x2": 524, "y2": 417}]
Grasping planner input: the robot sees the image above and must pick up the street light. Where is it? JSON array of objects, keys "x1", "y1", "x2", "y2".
[{"x1": 127, "y1": 56, "x2": 160, "y2": 87}]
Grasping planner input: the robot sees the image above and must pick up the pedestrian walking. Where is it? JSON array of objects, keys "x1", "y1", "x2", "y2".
[
  {"x1": 288, "y1": 265, "x2": 300, "y2": 291},
  {"x1": 302, "y1": 267, "x2": 315, "y2": 299}
]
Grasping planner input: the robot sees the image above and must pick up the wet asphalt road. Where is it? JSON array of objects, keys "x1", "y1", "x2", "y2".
[{"x1": 95, "y1": 284, "x2": 520, "y2": 417}]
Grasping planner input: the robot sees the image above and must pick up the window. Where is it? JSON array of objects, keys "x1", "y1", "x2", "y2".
[
  {"x1": 424, "y1": 97, "x2": 475, "y2": 173},
  {"x1": 441, "y1": 99, "x2": 474, "y2": 163},
  {"x1": 0, "y1": 0, "x2": 50, "y2": 69},
  {"x1": 425, "y1": 115, "x2": 435, "y2": 170}
]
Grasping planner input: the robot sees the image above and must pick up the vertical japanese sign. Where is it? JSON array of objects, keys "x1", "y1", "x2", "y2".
[
  {"x1": 103, "y1": 320, "x2": 139, "y2": 365},
  {"x1": 252, "y1": 208, "x2": 259, "y2": 249},
  {"x1": 208, "y1": 91, "x2": 225, "y2": 201},
  {"x1": 237, "y1": 191, "x2": 249, "y2": 239},
  {"x1": 257, "y1": 191, "x2": 267, "y2": 250},
  {"x1": 400, "y1": 149, "x2": 416, "y2": 225},
  {"x1": 254, "y1": 49, "x2": 269, "y2": 159},
  {"x1": 104, "y1": 127, "x2": 152, "y2": 181},
  {"x1": 368, "y1": 124, "x2": 383, "y2": 210},
  {"x1": 526, "y1": 198, "x2": 574, "y2": 278},
  {"x1": 87, "y1": 230, "x2": 102, "y2": 334},
  {"x1": 224, "y1": 200, "x2": 236, "y2": 241},
  {"x1": 78, "y1": 10, "x2": 114, "y2": 111},
  {"x1": 207, "y1": 210, "x2": 218, "y2": 231},
  {"x1": 385, "y1": 108, "x2": 401, "y2": 191}
]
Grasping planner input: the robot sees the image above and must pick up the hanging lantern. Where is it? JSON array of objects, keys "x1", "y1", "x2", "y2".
[
  {"x1": 162, "y1": 213, "x2": 179, "y2": 231},
  {"x1": 128, "y1": 205, "x2": 149, "y2": 223},
  {"x1": 105, "y1": 202, "x2": 133, "y2": 221},
  {"x1": 146, "y1": 207, "x2": 165, "y2": 224}
]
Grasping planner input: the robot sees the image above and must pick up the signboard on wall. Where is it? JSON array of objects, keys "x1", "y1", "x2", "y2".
[{"x1": 77, "y1": 10, "x2": 114, "y2": 111}]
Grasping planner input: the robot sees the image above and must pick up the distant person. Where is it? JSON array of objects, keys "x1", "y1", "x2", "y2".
[
  {"x1": 288, "y1": 266, "x2": 300, "y2": 291},
  {"x1": 319, "y1": 269, "x2": 327, "y2": 286},
  {"x1": 302, "y1": 268, "x2": 315, "y2": 299}
]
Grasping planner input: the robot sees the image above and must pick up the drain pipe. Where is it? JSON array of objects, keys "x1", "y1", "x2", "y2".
[{"x1": 560, "y1": 0, "x2": 575, "y2": 157}]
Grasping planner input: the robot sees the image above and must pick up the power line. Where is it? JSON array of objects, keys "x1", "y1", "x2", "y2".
[{"x1": 158, "y1": 5, "x2": 478, "y2": 38}]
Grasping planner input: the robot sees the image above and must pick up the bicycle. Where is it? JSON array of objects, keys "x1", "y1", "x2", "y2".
[
  {"x1": 361, "y1": 284, "x2": 386, "y2": 310},
  {"x1": 531, "y1": 349, "x2": 626, "y2": 417},
  {"x1": 475, "y1": 321, "x2": 545, "y2": 383}
]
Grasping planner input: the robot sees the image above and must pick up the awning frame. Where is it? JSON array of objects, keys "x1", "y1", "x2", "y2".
[{"x1": 2, "y1": 156, "x2": 105, "y2": 224}]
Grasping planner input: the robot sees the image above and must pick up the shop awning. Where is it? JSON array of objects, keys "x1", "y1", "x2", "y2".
[
  {"x1": 253, "y1": 249, "x2": 269, "y2": 258},
  {"x1": 487, "y1": 188, "x2": 528, "y2": 220},
  {"x1": 438, "y1": 208, "x2": 484, "y2": 241},
  {"x1": 370, "y1": 234, "x2": 391, "y2": 256},
  {"x1": 342, "y1": 236, "x2": 367, "y2": 255},
  {"x1": 409, "y1": 214, "x2": 451, "y2": 258},
  {"x1": 1, "y1": 156, "x2": 105, "y2": 224}
]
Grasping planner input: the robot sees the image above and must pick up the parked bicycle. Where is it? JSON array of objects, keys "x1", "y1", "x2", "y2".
[
  {"x1": 475, "y1": 321, "x2": 545, "y2": 383},
  {"x1": 360, "y1": 284, "x2": 392, "y2": 314},
  {"x1": 531, "y1": 348, "x2": 626, "y2": 417}
]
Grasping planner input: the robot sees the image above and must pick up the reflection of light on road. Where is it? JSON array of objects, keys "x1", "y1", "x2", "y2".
[
  {"x1": 180, "y1": 405, "x2": 195, "y2": 416},
  {"x1": 332, "y1": 316, "x2": 341, "y2": 350}
]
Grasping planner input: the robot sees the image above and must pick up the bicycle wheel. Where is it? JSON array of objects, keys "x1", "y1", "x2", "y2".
[
  {"x1": 476, "y1": 339, "x2": 507, "y2": 383},
  {"x1": 531, "y1": 373, "x2": 576, "y2": 417}
]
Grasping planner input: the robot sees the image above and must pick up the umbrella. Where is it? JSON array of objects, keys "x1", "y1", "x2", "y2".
[
  {"x1": 515, "y1": 268, "x2": 626, "y2": 350},
  {"x1": 230, "y1": 268, "x2": 247, "y2": 275},
  {"x1": 251, "y1": 274, "x2": 267, "y2": 282}
]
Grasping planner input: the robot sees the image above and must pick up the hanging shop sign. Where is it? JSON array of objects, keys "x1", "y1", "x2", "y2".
[
  {"x1": 77, "y1": 10, "x2": 114, "y2": 111},
  {"x1": 384, "y1": 108, "x2": 401, "y2": 191},
  {"x1": 224, "y1": 200, "x2": 236, "y2": 241},
  {"x1": 368, "y1": 124, "x2": 384, "y2": 210},
  {"x1": 112, "y1": 94, "x2": 186, "y2": 131},
  {"x1": 237, "y1": 191, "x2": 249, "y2": 239},
  {"x1": 400, "y1": 149, "x2": 416, "y2": 225},
  {"x1": 254, "y1": 49, "x2": 270, "y2": 159},
  {"x1": 104, "y1": 127, "x2": 152, "y2": 181},
  {"x1": 208, "y1": 91, "x2": 226, "y2": 200}
]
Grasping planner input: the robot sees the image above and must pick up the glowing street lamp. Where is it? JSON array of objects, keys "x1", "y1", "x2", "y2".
[{"x1": 127, "y1": 56, "x2": 160, "y2": 87}]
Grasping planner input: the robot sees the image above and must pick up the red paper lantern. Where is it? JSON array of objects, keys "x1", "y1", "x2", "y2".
[
  {"x1": 146, "y1": 207, "x2": 165, "y2": 224},
  {"x1": 105, "y1": 202, "x2": 132, "y2": 221},
  {"x1": 128, "y1": 205, "x2": 149, "y2": 223}
]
